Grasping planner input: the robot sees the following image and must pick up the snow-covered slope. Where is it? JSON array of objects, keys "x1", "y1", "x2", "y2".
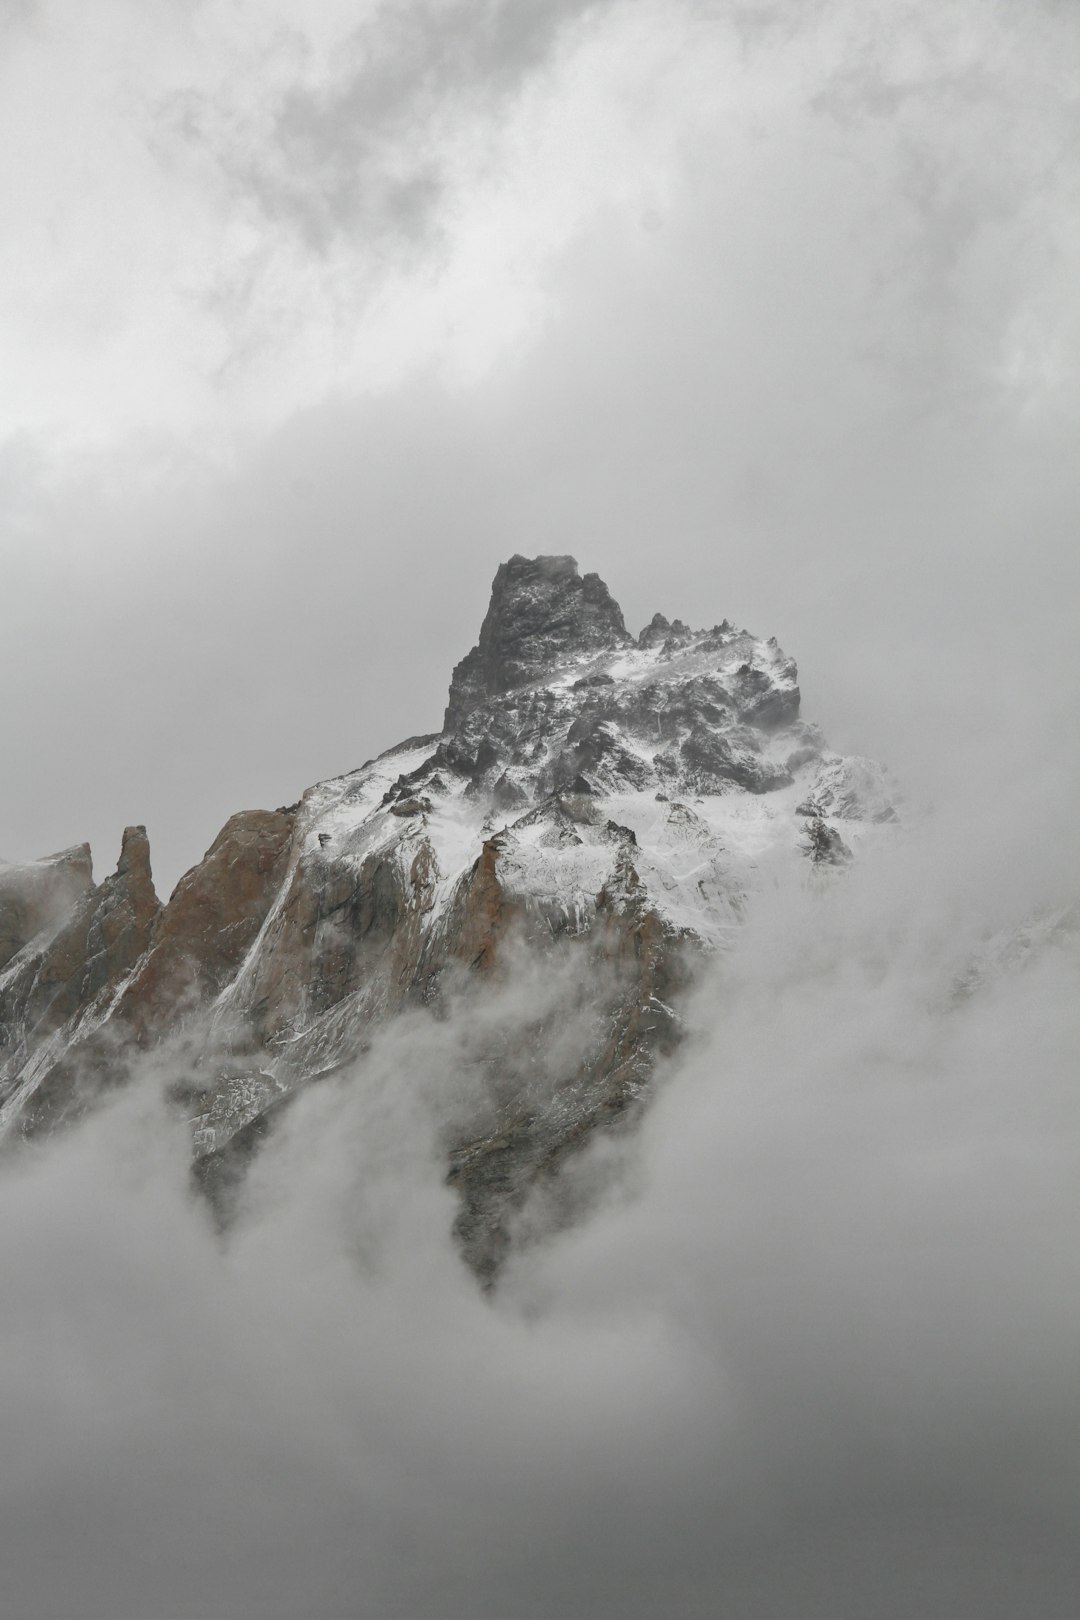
[{"x1": 283, "y1": 555, "x2": 892, "y2": 949}]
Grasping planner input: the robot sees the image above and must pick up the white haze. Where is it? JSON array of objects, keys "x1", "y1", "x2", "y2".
[
  {"x1": 1, "y1": 0, "x2": 1077, "y2": 893},
  {"x1": 2, "y1": 1, "x2": 1078, "y2": 1615},
  {"x1": 0, "y1": 731, "x2": 1077, "y2": 1619}
]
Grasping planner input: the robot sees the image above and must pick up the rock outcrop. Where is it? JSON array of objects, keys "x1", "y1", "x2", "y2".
[
  {"x1": 0, "y1": 844, "x2": 93, "y2": 972},
  {"x1": 118, "y1": 808, "x2": 296, "y2": 1041},
  {"x1": 0, "y1": 828, "x2": 160, "y2": 1134},
  {"x1": 444, "y1": 553, "x2": 633, "y2": 730},
  {"x1": 0, "y1": 556, "x2": 899, "y2": 1277}
]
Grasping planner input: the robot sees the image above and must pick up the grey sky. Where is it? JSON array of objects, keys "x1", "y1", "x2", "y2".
[
  {"x1": 2, "y1": 0, "x2": 1076, "y2": 894},
  {"x1": 1, "y1": 5, "x2": 1079, "y2": 1615}
]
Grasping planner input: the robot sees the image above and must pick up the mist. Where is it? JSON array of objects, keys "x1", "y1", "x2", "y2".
[
  {"x1": 0, "y1": 721, "x2": 1076, "y2": 1617},
  {"x1": 2, "y1": 0, "x2": 1077, "y2": 892},
  {"x1": 2, "y1": 1, "x2": 1078, "y2": 1614}
]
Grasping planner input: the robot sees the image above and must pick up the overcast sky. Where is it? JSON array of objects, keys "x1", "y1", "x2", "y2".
[
  {"x1": 3, "y1": 0, "x2": 1077, "y2": 894},
  {"x1": 2, "y1": 7, "x2": 1079, "y2": 1617}
]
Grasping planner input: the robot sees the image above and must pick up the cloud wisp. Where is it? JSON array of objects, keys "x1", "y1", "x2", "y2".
[{"x1": 0, "y1": 756, "x2": 1076, "y2": 1619}]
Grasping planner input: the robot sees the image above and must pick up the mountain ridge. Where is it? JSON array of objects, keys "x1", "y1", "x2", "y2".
[{"x1": 0, "y1": 556, "x2": 898, "y2": 1277}]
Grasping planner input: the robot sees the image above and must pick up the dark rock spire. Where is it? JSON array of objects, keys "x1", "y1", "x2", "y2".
[{"x1": 444, "y1": 555, "x2": 632, "y2": 731}]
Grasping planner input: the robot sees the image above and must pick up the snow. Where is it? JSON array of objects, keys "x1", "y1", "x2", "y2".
[{"x1": 231, "y1": 622, "x2": 897, "y2": 964}]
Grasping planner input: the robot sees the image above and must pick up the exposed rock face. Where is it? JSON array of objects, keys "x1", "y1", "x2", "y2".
[
  {"x1": 801, "y1": 816, "x2": 853, "y2": 866},
  {"x1": 0, "y1": 556, "x2": 898, "y2": 1277},
  {"x1": 1, "y1": 813, "x2": 295, "y2": 1143},
  {"x1": 0, "y1": 845, "x2": 93, "y2": 972},
  {"x1": 117, "y1": 808, "x2": 296, "y2": 1041},
  {"x1": 0, "y1": 828, "x2": 160, "y2": 1134},
  {"x1": 444, "y1": 553, "x2": 633, "y2": 731}
]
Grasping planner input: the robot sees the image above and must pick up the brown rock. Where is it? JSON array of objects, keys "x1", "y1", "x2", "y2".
[
  {"x1": 0, "y1": 844, "x2": 93, "y2": 971},
  {"x1": 1, "y1": 828, "x2": 161, "y2": 1131},
  {"x1": 448, "y1": 838, "x2": 511, "y2": 974},
  {"x1": 117, "y1": 808, "x2": 296, "y2": 1040}
]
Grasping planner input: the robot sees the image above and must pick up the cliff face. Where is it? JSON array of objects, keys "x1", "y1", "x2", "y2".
[
  {"x1": 0, "y1": 556, "x2": 897, "y2": 1277},
  {"x1": 0, "y1": 829, "x2": 160, "y2": 1131},
  {"x1": 444, "y1": 554, "x2": 633, "y2": 731},
  {"x1": 0, "y1": 843, "x2": 94, "y2": 973}
]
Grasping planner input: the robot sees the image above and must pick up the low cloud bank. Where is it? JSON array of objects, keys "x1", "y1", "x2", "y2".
[{"x1": 0, "y1": 758, "x2": 1077, "y2": 1619}]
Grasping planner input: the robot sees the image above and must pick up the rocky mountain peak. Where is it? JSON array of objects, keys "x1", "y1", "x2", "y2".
[
  {"x1": 637, "y1": 611, "x2": 691, "y2": 649},
  {"x1": 115, "y1": 823, "x2": 154, "y2": 886},
  {"x1": 0, "y1": 555, "x2": 900, "y2": 1278},
  {"x1": 408, "y1": 556, "x2": 815, "y2": 811},
  {"x1": 444, "y1": 554, "x2": 633, "y2": 731}
]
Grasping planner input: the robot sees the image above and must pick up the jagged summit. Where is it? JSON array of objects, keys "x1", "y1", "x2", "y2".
[
  {"x1": 0, "y1": 556, "x2": 900, "y2": 1278},
  {"x1": 637, "y1": 611, "x2": 691, "y2": 648},
  {"x1": 445, "y1": 554, "x2": 633, "y2": 730},
  {"x1": 405, "y1": 555, "x2": 811, "y2": 811}
]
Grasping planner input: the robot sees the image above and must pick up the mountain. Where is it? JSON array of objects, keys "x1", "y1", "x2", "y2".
[{"x1": 0, "y1": 555, "x2": 898, "y2": 1278}]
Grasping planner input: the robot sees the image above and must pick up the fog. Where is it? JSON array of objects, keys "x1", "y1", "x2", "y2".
[
  {"x1": 2, "y1": 1, "x2": 1078, "y2": 1614},
  {"x1": 0, "y1": 729, "x2": 1077, "y2": 1617},
  {"x1": 2, "y1": 0, "x2": 1076, "y2": 892}
]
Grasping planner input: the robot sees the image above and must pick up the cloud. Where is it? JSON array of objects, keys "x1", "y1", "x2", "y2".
[
  {"x1": 1, "y1": 12, "x2": 1077, "y2": 1603},
  {"x1": 166, "y1": 0, "x2": 613, "y2": 252},
  {"x1": 0, "y1": 751, "x2": 1076, "y2": 1618},
  {"x1": 2, "y1": 0, "x2": 646, "y2": 441},
  {"x1": 2, "y1": 0, "x2": 1074, "y2": 451},
  {"x1": 0, "y1": 0, "x2": 35, "y2": 31},
  {"x1": 2, "y1": 0, "x2": 1075, "y2": 894}
]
